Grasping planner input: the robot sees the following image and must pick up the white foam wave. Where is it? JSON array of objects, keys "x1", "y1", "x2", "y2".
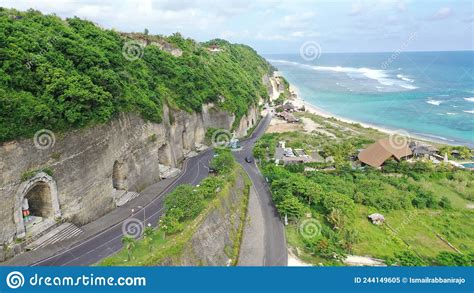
[
  {"x1": 268, "y1": 59, "x2": 417, "y2": 91},
  {"x1": 413, "y1": 132, "x2": 455, "y2": 142},
  {"x1": 464, "y1": 97, "x2": 474, "y2": 102},
  {"x1": 446, "y1": 112, "x2": 456, "y2": 115},
  {"x1": 426, "y1": 99, "x2": 442, "y2": 106},
  {"x1": 463, "y1": 110, "x2": 474, "y2": 114}
]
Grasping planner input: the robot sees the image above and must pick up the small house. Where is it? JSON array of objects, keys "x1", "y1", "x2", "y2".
[
  {"x1": 208, "y1": 44, "x2": 222, "y2": 52},
  {"x1": 368, "y1": 213, "x2": 385, "y2": 225},
  {"x1": 281, "y1": 102, "x2": 296, "y2": 112}
]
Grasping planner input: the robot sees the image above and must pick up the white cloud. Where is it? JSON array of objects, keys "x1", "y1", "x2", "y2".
[
  {"x1": 290, "y1": 31, "x2": 320, "y2": 38},
  {"x1": 426, "y1": 7, "x2": 453, "y2": 21},
  {"x1": 255, "y1": 32, "x2": 289, "y2": 41},
  {"x1": 280, "y1": 12, "x2": 315, "y2": 29},
  {"x1": 219, "y1": 30, "x2": 250, "y2": 40},
  {"x1": 349, "y1": 0, "x2": 364, "y2": 16}
]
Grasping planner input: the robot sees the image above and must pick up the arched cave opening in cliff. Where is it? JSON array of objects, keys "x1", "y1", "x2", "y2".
[
  {"x1": 158, "y1": 143, "x2": 170, "y2": 165},
  {"x1": 181, "y1": 129, "x2": 187, "y2": 149},
  {"x1": 24, "y1": 182, "x2": 53, "y2": 219},
  {"x1": 112, "y1": 160, "x2": 127, "y2": 190}
]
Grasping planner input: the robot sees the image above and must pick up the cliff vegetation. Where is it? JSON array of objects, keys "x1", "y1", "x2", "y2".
[{"x1": 0, "y1": 8, "x2": 271, "y2": 142}]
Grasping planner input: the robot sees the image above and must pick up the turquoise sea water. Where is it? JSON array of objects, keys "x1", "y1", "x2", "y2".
[{"x1": 266, "y1": 51, "x2": 474, "y2": 147}]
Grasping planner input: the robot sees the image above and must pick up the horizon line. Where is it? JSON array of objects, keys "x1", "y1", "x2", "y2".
[{"x1": 261, "y1": 49, "x2": 474, "y2": 55}]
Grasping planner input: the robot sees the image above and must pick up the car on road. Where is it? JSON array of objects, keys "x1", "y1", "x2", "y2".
[{"x1": 245, "y1": 156, "x2": 253, "y2": 163}]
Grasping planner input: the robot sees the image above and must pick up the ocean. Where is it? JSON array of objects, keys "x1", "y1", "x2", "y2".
[{"x1": 266, "y1": 51, "x2": 474, "y2": 147}]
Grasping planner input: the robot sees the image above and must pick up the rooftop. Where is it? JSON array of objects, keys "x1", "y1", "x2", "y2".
[{"x1": 358, "y1": 138, "x2": 412, "y2": 168}]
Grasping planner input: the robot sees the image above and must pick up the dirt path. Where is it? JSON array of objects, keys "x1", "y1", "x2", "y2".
[
  {"x1": 300, "y1": 117, "x2": 337, "y2": 138},
  {"x1": 287, "y1": 248, "x2": 312, "y2": 266},
  {"x1": 343, "y1": 255, "x2": 386, "y2": 266},
  {"x1": 267, "y1": 118, "x2": 303, "y2": 133}
]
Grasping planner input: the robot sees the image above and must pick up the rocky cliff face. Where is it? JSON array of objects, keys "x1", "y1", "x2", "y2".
[
  {"x1": 0, "y1": 102, "x2": 260, "y2": 244},
  {"x1": 160, "y1": 168, "x2": 250, "y2": 266}
]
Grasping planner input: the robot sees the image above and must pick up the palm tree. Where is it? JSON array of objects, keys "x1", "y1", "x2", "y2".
[
  {"x1": 143, "y1": 226, "x2": 154, "y2": 252},
  {"x1": 122, "y1": 235, "x2": 136, "y2": 261}
]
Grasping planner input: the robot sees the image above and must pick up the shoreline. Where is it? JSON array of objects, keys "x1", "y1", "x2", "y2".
[{"x1": 286, "y1": 83, "x2": 469, "y2": 147}]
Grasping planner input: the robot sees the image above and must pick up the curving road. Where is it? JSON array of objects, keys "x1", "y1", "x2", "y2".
[
  {"x1": 234, "y1": 113, "x2": 287, "y2": 266},
  {"x1": 31, "y1": 112, "x2": 286, "y2": 266}
]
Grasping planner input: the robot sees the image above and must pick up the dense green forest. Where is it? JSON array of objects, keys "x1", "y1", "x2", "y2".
[{"x1": 0, "y1": 8, "x2": 271, "y2": 142}]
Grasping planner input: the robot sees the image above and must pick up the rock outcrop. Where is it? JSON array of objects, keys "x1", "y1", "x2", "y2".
[
  {"x1": 160, "y1": 168, "x2": 250, "y2": 266},
  {"x1": 0, "y1": 102, "x2": 260, "y2": 247}
]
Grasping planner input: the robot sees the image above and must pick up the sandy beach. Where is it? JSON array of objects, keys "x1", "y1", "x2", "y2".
[{"x1": 285, "y1": 81, "x2": 454, "y2": 147}]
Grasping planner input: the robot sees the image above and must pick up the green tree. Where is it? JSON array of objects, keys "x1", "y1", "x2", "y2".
[
  {"x1": 276, "y1": 196, "x2": 306, "y2": 220},
  {"x1": 209, "y1": 149, "x2": 235, "y2": 174},
  {"x1": 327, "y1": 208, "x2": 347, "y2": 230},
  {"x1": 121, "y1": 235, "x2": 136, "y2": 261},
  {"x1": 143, "y1": 226, "x2": 154, "y2": 252},
  {"x1": 321, "y1": 191, "x2": 355, "y2": 216},
  {"x1": 165, "y1": 185, "x2": 204, "y2": 220}
]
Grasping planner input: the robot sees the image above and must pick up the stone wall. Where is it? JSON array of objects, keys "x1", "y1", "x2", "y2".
[{"x1": 0, "y1": 102, "x2": 260, "y2": 245}]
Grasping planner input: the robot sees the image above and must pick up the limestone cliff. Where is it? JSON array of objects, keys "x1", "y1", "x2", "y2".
[
  {"x1": 157, "y1": 168, "x2": 250, "y2": 266},
  {"x1": 0, "y1": 102, "x2": 260, "y2": 245}
]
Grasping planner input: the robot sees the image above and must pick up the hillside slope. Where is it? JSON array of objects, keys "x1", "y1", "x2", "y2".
[{"x1": 0, "y1": 8, "x2": 271, "y2": 142}]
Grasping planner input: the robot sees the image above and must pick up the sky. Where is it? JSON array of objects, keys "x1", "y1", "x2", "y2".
[{"x1": 1, "y1": 0, "x2": 472, "y2": 54}]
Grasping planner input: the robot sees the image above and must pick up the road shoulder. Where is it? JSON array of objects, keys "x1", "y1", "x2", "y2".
[{"x1": 237, "y1": 185, "x2": 265, "y2": 266}]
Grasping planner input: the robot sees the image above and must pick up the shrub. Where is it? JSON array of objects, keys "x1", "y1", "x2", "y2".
[
  {"x1": 321, "y1": 192, "x2": 355, "y2": 217},
  {"x1": 387, "y1": 250, "x2": 426, "y2": 266},
  {"x1": 160, "y1": 211, "x2": 183, "y2": 235},
  {"x1": 304, "y1": 238, "x2": 346, "y2": 260},
  {"x1": 209, "y1": 149, "x2": 235, "y2": 174},
  {"x1": 198, "y1": 176, "x2": 225, "y2": 199},
  {"x1": 164, "y1": 185, "x2": 204, "y2": 221},
  {"x1": 412, "y1": 191, "x2": 437, "y2": 209},
  {"x1": 439, "y1": 196, "x2": 452, "y2": 209},
  {"x1": 431, "y1": 251, "x2": 473, "y2": 266},
  {"x1": 275, "y1": 195, "x2": 306, "y2": 220}
]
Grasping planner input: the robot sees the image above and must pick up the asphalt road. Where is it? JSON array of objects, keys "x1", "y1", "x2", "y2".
[
  {"x1": 234, "y1": 113, "x2": 288, "y2": 266},
  {"x1": 32, "y1": 151, "x2": 214, "y2": 266},
  {"x1": 32, "y1": 112, "x2": 286, "y2": 266}
]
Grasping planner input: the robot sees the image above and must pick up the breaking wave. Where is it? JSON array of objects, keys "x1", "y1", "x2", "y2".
[
  {"x1": 268, "y1": 59, "x2": 418, "y2": 91},
  {"x1": 426, "y1": 99, "x2": 442, "y2": 106}
]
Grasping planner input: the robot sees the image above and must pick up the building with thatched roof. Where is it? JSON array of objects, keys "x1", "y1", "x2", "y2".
[
  {"x1": 280, "y1": 112, "x2": 299, "y2": 123},
  {"x1": 281, "y1": 102, "x2": 296, "y2": 112},
  {"x1": 358, "y1": 138, "x2": 412, "y2": 168},
  {"x1": 409, "y1": 141, "x2": 438, "y2": 158}
]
